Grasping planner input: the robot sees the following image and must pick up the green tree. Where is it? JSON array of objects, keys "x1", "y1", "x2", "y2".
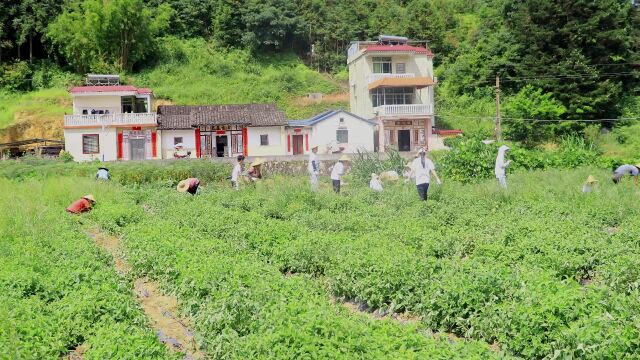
[{"x1": 503, "y1": 85, "x2": 566, "y2": 146}]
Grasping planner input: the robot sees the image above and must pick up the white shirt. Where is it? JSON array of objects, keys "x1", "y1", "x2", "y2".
[
  {"x1": 495, "y1": 146, "x2": 511, "y2": 177},
  {"x1": 411, "y1": 157, "x2": 435, "y2": 185},
  {"x1": 231, "y1": 163, "x2": 242, "y2": 181},
  {"x1": 331, "y1": 162, "x2": 344, "y2": 181},
  {"x1": 370, "y1": 178, "x2": 383, "y2": 192},
  {"x1": 308, "y1": 152, "x2": 318, "y2": 174}
]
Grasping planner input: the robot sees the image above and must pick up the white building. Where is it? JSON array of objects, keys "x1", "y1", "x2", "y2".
[
  {"x1": 157, "y1": 104, "x2": 288, "y2": 158},
  {"x1": 347, "y1": 35, "x2": 436, "y2": 152},
  {"x1": 63, "y1": 75, "x2": 159, "y2": 162},
  {"x1": 286, "y1": 109, "x2": 377, "y2": 155}
]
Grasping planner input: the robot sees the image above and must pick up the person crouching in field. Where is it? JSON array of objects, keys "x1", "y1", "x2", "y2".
[
  {"x1": 582, "y1": 175, "x2": 598, "y2": 193},
  {"x1": 330, "y1": 155, "x2": 350, "y2": 193},
  {"x1": 96, "y1": 167, "x2": 110, "y2": 181},
  {"x1": 66, "y1": 195, "x2": 96, "y2": 214},
  {"x1": 409, "y1": 148, "x2": 441, "y2": 201},
  {"x1": 495, "y1": 145, "x2": 511, "y2": 188},
  {"x1": 177, "y1": 178, "x2": 200, "y2": 195},
  {"x1": 231, "y1": 155, "x2": 245, "y2": 190},
  {"x1": 370, "y1": 173, "x2": 383, "y2": 192},
  {"x1": 612, "y1": 164, "x2": 639, "y2": 185},
  {"x1": 247, "y1": 158, "x2": 265, "y2": 182}
]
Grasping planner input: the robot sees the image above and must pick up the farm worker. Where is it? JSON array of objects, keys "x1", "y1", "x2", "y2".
[
  {"x1": 231, "y1": 155, "x2": 245, "y2": 190},
  {"x1": 612, "y1": 164, "x2": 639, "y2": 185},
  {"x1": 409, "y1": 148, "x2": 441, "y2": 201},
  {"x1": 66, "y1": 194, "x2": 96, "y2": 214},
  {"x1": 331, "y1": 155, "x2": 350, "y2": 193},
  {"x1": 495, "y1": 145, "x2": 511, "y2": 189},
  {"x1": 370, "y1": 173, "x2": 383, "y2": 192},
  {"x1": 95, "y1": 167, "x2": 110, "y2": 181},
  {"x1": 582, "y1": 175, "x2": 598, "y2": 193},
  {"x1": 308, "y1": 145, "x2": 320, "y2": 191},
  {"x1": 247, "y1": 158, "x2": 265, "y2": 181},
  {"x1": 177, "y1": 178, "x2": 200, "y2": 195}
]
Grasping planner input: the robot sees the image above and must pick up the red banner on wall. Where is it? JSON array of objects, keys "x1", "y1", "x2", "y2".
[
  {"x1": 195, "y1": 128, "x2": 201, "y2": 158},
  {"x1": 151, "y1": 132, "x2": 157, "y2": 158},
  {"x1": 117, "y1": 133, "x2": 123, "y2": 159}
]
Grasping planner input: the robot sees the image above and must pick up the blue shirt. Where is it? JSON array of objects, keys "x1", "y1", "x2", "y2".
[
  {"x1": 614, "y1": 165, "x2": 639, "y2": 176},
  {"x1": 96, "y1": 169, "x2": 110, "y2": 180}
]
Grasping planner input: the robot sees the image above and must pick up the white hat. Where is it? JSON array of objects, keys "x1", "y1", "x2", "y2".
[
  {"x1": 82, "y1": 194, "x2": 96, "y2": 203},
  {"x1": 339, "y1": 155, "x2": 351, "y2": 161}
]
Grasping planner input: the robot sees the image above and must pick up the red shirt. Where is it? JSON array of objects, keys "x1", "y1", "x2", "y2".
[{"x1": 66, "y1": 199, "x2": 92, "y2": 214}]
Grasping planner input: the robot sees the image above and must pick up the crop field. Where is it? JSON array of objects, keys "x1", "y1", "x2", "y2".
[{"x1": 2, "y1": 162, "x2": 640, "y2": 359}]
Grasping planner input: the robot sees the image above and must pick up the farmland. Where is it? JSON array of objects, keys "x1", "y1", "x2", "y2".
[{"x1": 2, "y1": 160, "x2": 640, "y2": 359}]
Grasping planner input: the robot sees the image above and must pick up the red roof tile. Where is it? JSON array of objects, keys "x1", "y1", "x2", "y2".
[
  {"x1": 70, "y1": 85, "x2": 153, "y2": 95},
  {"x1": 364, "y1": 44, "x2": 434, "y2": 56},
  {"x1": 137, "y1": 88, "x2": 153, "y2": 94}
]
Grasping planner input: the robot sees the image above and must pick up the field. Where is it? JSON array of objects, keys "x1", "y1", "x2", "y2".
[{"x1": 2, "y1": 160, "x2": 640, "y2": 359}]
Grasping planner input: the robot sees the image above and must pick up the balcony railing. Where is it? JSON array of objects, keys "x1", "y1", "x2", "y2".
[
  {"x1": 375, "y1": 104, "x2": 433, "y2": 117},
  {"x1": 64, "y1": 113, "x2": 157, "y2": 127},
  {"x1": 367, "y1": 73, "x2": 415, "y2": 84}
]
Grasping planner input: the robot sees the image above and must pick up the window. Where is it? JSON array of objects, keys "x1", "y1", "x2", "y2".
[
  {"x1": 82, "y1": 134, "x2": 100, "y2": 154},
  {"x1": 231, "y1": 133, "x2": 243, "y2": 153},
  {"x1": 339, "y1": 117, "x2": 345, "y2": 124},
  {"x1": 371, "y1": 87, "x2": 414, "y2": 107},
  {"x1": 82, "y1": 109, "x2": 88, "y2": 115},
  {"x1": 419, "y1": 129, "x2": 426, "y2": 145},
  {"x1": 372, "y1": 57, "x2": 392, "y2": 74},
  {"x1": 173, "y1": 137, "x2": 183, "y2": 145},
  {"x1": 260, "y1": 134, "x2": 269, "y2": 146},
  {"x1": 396, "y1": 63, "x2": 406, "y2": 74},
  {"x1": 121, "y1": 97, "x2": 134, "y2": 113},
  {"x1": 336, "y1": 129, "x2": 348, "y2": 143}
]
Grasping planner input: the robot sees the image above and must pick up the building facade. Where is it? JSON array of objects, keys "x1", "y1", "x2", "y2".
[
  {"x1": 286, "y1": 110, "x2": 377, "y2": 155},
  {"x1": 63, "y1": 75, "x2": 159, "y2": 162},
  {"x1": 347, "y1": 35, "x2": 435, "y2": 152}
]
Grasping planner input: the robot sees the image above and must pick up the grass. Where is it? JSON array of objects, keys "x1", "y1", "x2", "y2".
[{"x1": 0, "y1": 88, "x2": 71, "y2": 132}]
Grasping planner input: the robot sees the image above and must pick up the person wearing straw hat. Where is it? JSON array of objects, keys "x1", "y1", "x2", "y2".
[
  {"x1": 231, "y1": 155, "x2": 245, "y2": 190},
  {"x1": 308, "y1": 145, "x2": 320, "y2": 191},
  {"x1": 495, "y1": 145, "x2": 511, "y2": 189},
  {"x1": 409, "y1": 148, "x2": 441, "y2": 201},
  {"x1": 582, "y1": 175, "x2": 598, "y2": 193},
  {"x1": 612, "y1": 164, "x2": 640, "y2": 185},
  {"x1": 66, "y1": 194, "x2": 96, "y2": 214},
  {"x1": 95, "y1": 167, "x2": 110, "y2": 181},
  {"x1": 370, "y1": 173, "x2": 383, "y2": 192},
  {"x1": 247, "y1": 158, "x2": 265, "y2": 181},
  {"x1": 331, "y1": 155, "x2": 350, "y2": 193},
  {"x1": 177, "y1": 178, "x2": 200, "y2": 195}
]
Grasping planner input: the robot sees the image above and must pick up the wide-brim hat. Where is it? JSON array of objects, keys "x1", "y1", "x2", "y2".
[
  {"x1": 98, "y1": 167, "x2": 109, "y2": 171},
  {"x1": 585, "y1": 175, "x2": 598, "y2": 184},
  {"x1": 250, "y1": 158, "x2": 266, "y2": 167},
  {"x1": 635, "y1": 163, "x2": 640, "y2": 169},
  {"x1": 174, "y1": 143, "x2": 184, "y2": 148},
  {"x1": 82, "y1": 194, "x2": 96, "y2": 203},
  {"x1": 339, "y1": 155, "x2": 351, "y2": 161},
  {"x1": 311, "y1": 145, "x2": 319, "y2": 150},
  {"x1": 177, "y1": 180, "x2": 190, "y2": 193}
]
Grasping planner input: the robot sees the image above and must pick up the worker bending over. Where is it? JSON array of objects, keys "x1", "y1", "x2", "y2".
[
  {"x1": 612, "y1": 164, "x2": 639, "y2": 185},
  {"x1": 66, "y1": 194, "x2": 96, "y2": 214},
  {"x1": 177, "y1": 178, "x2": 200, "y2": 195},
  {"x1": 96, "y1": 167, "x2": 110, "y2": 181}
]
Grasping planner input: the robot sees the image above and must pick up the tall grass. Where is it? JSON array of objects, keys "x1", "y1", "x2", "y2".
[{"x1": 0, "y1": 88, "x2": 71, "y2": 129}]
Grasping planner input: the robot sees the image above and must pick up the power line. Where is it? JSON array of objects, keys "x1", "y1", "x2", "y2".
[{"x1": 435, "y1": 114, "x2": 640, "y2": 122}]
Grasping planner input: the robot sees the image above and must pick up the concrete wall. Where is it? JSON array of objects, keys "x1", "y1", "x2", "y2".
[
  {"x1": 72, "y1": 95, "x2": 122, "y2": 115},
  {"x1": 160, "y1": 129, "x2": 197, "y2": 159},
  {"x1": 64, "y1": 127, "x2": 118, "y2": 162},
  {"x1": 247, "y1": 126, "x2": 286, "y2": 156},
  {"x1": 309, "y1": 112, "x2": 375, "y2": 154}
]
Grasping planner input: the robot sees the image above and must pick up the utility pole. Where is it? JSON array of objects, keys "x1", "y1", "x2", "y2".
[{"x1": 495, "y1": 74, "x2": 502, "y2": 141}]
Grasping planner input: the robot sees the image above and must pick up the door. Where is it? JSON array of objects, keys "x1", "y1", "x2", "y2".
[
  {"x1": 200, "y1": 134, "x2": 213, "y2": 157},
  {"x1": 130, "y1": 139, "x2": 146, "y2": 160},
  {"x1": 398, "y1": 130, "x2": 411, "y2": 151},
  {"x1": 292, "y1": 135, "x2": 304, "y2": 155},
  {"x1": 216, "y1": 135, "x2": 228, "y2": 157}
]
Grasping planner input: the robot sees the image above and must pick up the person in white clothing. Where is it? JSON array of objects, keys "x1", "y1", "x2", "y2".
[
  {"x1": 231, "y1": 155, "x2": 245, "y2": 190},
  {"x1": 409, "y1": 148, "x2": 441, "y2": 201},
  {"x1": 331, "y1": 155, "x2": 350, "y2": 193},
  {"x1": 495, "y1": 145, "x2": 511, "y2": 188},
  {"x1": 308, "y1": 145, "x2": 320, "y2": 191},
  {"x1": 370, "y1": 173, "x2": 383, "y2": 192}
]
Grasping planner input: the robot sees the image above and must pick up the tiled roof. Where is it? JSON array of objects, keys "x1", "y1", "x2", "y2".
[
  {"x1": 70, "y1": 85, "x2": 154, "y2": 95},
  {"x1": 289, "y1": 109, "x2": 377, "y2": 127},
  {"x1": 364, "y1": 44, "x2": 434, "y2": 56},
  {"x1": 157, "y1": 104, "x2": 288, "y2": 129}
]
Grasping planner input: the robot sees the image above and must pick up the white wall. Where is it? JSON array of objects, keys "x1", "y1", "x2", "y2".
[
  {"x1": 309, "y1": 112, "x2": 376, "y2": 154},
  {"x1": 160, "y1": 129, "x2": 197, "y2": 159},
  {"x1": 247, "y1": 126, "x2": 286, "y2": 156},
  {"x1": 64, "y1": 127, "x2": 118, "y2": 162},
  {"x1": 72, "y1": 95, "x2": 123, "y2": 115}
]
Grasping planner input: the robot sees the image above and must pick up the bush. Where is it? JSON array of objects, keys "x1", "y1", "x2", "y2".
[{"x1": 0, "y1": 61, "x2": 33, "y2": 92}]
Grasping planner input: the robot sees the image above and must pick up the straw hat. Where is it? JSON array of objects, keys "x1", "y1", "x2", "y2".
[
  {"x1": 176, "y1": 179, "x2": 190, "y2": 193},
  {"x1": 82, "y1": 194, "x2": 96, "y2": 204},
  {"x1": 585, "y1": 175, "x2": 598, "y2": 184},
  {"x1": 635, "y1": 163, "x2": 640, "y2": 169},
  {"x1": 339, "y1": 155, "x2": 351, "y2": 161},
  {"x1": 250, "y1": 158, "x2": 266, "y2": 167}
]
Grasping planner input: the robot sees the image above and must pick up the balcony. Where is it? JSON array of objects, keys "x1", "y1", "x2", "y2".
[
  {"x1": 375, "y1": 104, "x2": 433, "y2": 117},
  {"x1": 64, "y1": 113, "x2": 157, "y2": 127},
  {"x1": 367, "y1": 73, "x2": 415, "y2": 84}
]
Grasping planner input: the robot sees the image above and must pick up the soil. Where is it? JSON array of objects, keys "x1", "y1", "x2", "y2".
[
  {"x1": 64, "y1": 343, "x2": 87, "y2": 360},
  {"x1": 85, "y1": 228, "x2": 204, "y2": 359}
]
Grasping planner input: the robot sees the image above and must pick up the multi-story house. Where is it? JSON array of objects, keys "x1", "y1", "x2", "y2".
[
  {"x1": 347, "y1": 35, "x2": 435, "y2": 152},
  {"x1": 63, "y1": 75, "x2": 159, "y2": 161}
]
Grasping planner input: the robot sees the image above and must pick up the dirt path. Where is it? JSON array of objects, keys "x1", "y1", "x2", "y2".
[{"x1": 86, "y1": 228, "x2": 205, "y2": 359}]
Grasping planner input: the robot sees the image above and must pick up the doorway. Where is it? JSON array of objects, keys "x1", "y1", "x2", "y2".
[
  {"x1": 292, "y1": 135, "x2": 304, "y2": 155},
  {"x1": 216, "y1": 135, "x2": 228, "y2": 157},
  {"x1": 130, "y1": 139, "x2": 146, "y2": 160},
  {"x1": 200, "y1": 134, "x2": 213, "y2": 157},
  {"x1": 398, "y1": 129, "x2": 411, "y2": 151}
]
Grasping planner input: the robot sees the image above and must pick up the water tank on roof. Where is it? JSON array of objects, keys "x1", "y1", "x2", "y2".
[{"x1": 378, "y1": 35, "x2": 409, "y2": 45}]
